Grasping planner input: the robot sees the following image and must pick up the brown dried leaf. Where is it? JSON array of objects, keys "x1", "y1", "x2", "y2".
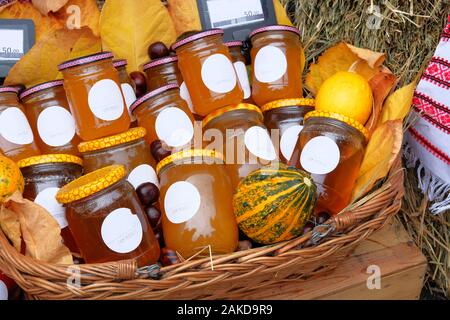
[
  {"x1": 352, "y1": 120, "x2": 403, "y2": 200},
  {"x1": 5, "y1": 27, "x2": 101, "y2": 87},
  {"x1": 31, "y1": 0, "x2": 68, "y2": 15},
  {"x1": 346, "y1": 44, "x2": 385, "y2": 69},
  {"x1": 4, "y1": 193, "x2": 72, "y2": 264},
  {"x1": 54, "y1": 0, "x2": 101, "y2": 36},
  {"x1": 0, "y1": 203, "x2": 21, "y2": 252}
]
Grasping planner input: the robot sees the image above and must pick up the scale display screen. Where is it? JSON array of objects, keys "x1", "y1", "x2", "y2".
[{"x1": 0, "y1": 29, "x2": 25, "y2": 61}]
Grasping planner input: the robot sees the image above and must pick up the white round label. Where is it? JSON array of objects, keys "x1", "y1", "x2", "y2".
[
  {"x1": 254, "y1": 46, "x2": 287, "y2": 83},
  {"x1": 155, "y1": 107, "x2": 194, "y2": 147},
  {"x1": 101, "y1": 208, "x2": 143, "y2": 254},
  {"x1": 300, "y1": 136, "x2": 340, "y2": 175},
  {"x1": 0, "y1": 107, "x2": 34, "y2": 145},
  {"x1": 164, "y1": 181, "x2": 201, "y2": 224},
  {"x1": 37, "y1": 106, "x2": 76, "y2": 147},
  {"x1": 0, "y1": 280, "x2": 7, "y2": 300},
  {"x1": 179, "y1": 82, "x2": 195, "y2": 114},
  {"x1": 121, "y1": 83, "x2": 137, "y2": 121},
  {"x1": 88, "y1": 79, "x2": 125, "y2": 121},
  {"x1": 127, "y1": 164, "x2": 159, "y2": 189},
  {"x1": 201, "y1": 54, "x2": 237, "y2": 93},
  {"x1": 234, "y1": 61, "x2": 251, "y2": 99},
  {"x1": 34, "y1": 187, "x2": 68, "y2": 229},
  {"x1": 280, "y1": 125, "x2": 303, "y2": 160},
  {"x1": 244, "y1": 126, "x2": 277, "y2": 161}
]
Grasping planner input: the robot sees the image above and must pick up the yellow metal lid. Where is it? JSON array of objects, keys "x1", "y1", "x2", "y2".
[
  {"x1": 156, "y1": 149, "x2": 224, "y2": 175},
  {"x1": 304, "y1": 110, "x2": 370, "y2": 140},
  {"x1": 202, "y1": 103, "x2": 263, "y2": 128},
  {"x1": 78, "y1": 127, "x2": 147, "y2": 153},
  {"x1": 56, "y1": 165, "x2": 126, "y2": 204},
  {"x1": 261, "y1": 98, "x2": 315, "y2": 112},
  {"x1": 17, "y1": 154, "x2": 83, "y2": 169}
]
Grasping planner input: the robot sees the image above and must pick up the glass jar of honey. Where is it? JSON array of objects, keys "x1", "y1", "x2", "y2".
[
  {"x1": 202, "y1": 103, "x2": 277, "y2": 190},
  {"x1": 172, "y1": 29, "x2": 243, "y2": 116},
  {"x1": 113, "y1": 59, "x2": 137, "y2": 125},
  {"x1": 56, "y1": 165, "x2": 160, "y2": 266},
  {"x1": 0, "y1": 86, "x2": 40, "y2": 162},
  {"x1": 20, "y1": 81, "x2": 81, "y2": 156},
  {"x1": 18, "y1": 154, "x2": 83, "y2": 253},
  {"x1": 250, "y1": 25, "x2": 304, "y2": 107},
  {"x1": 78, "y1": 127, "x2": 158, "y2": 189},
  {"x1": 225, "y1": 41, "x2": 251, "y2": 101},
  {"x1": 58, "y1": 52, "x2": 130, "y2": 141},
  {"x1": 262, "y1": 98, "x2": 315, "y2": 164},
  {"x1": 290, "y1": 111, "x2": 369, "y2": 216},
  {"x1": 130, "y1": 84, "x2": 195, "y2": 154},
  {"x1": 157, "y1": 149, "x2": 238, "y2": 258}
]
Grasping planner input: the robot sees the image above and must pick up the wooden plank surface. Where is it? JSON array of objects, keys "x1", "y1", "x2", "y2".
[{"x1": 245, "y1": 220, "x2": 427, "y2": 300}]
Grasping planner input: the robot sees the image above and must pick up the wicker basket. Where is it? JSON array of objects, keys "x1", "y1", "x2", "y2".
[{"x1": 0, "y1": 157, "x2": 404, "y2": 300}]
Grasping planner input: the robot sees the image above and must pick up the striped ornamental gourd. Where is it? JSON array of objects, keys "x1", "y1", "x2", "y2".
[{"x1": 233, "y1": 163, "x2": 317, "y2": 245}]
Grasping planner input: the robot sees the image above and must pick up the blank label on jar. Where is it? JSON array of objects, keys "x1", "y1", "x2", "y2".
[
  {"x1": 34, "y1": 187, "x2": 68, "y2": 229},
  {"x1": 127, "y1": 164, "x2": 159, "y2": 189},
  {"x1": 300, "y1": 136, "x2": 340, "y2": 175},
  {"x1": 254, "y1": 46, "x2": 287, "y2": 83},
  {"x1": 179, "y1": 82, "x2": 195, "y2": 114},
  {"x1": 101, "y1": 208, "x2": 143, "y2": 254},
  {"x1": 0, "y1": 280, "x2": 7, "y2": 300},
  {"x1": 164, "y1": 181, "x2": 201, "y2": 224},
  {"x1": 37, "y1": 106, "x2": 76, "y2": 147},
  {"x1": 244, "y1": 126, "x2": 277, "y2": 161},
  {"x1": 0, "y1": 107, "x2": 34, "y2": 145},
  {"x1": 121, "y1": 83, "x2": 137, "y2": 121},
  {"x1": 234, "y1": 61, "x2": 251, "y2": 99},
  {"x1": 155, "y1": 107, "x2": 194, "y2": 147},
  {"x1": 280, "y1": 125, "x2": 303, "y2": 160},
  {"x1": 88, "y1": 79, "x2": 125, "y2": 121},
  {"x1": 201, "y1": 54, "x2": 237, "y2": 93}
]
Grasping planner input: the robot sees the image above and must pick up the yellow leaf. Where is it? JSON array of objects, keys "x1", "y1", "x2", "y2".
[
  {"x1": 273, "y1": 0, "x2": 293, "y2": 26},
  {"x1": 0, "y1": 2, "x2": 63, "y2": 41},
  {"x1": 381, "y1": 80, "x2": 416, "y2": 123},
  {"x1": 346, "y1": 44, "x2": 385, "y2": 69},
  {"x1": 352, "y1": 120, "x2": 403, "y2": 200},
  {"x1": 100, "y1": 0, "x2": 177, "y2": 73},
  {"x1": 31, "y1": 0, "x2": 68, "y2": 15},
  {"x1": 5, "y1": 27, "x2": 101, "y2": 87},
  {"x1": 54, "y1": 0, "x2": 101, "y2": 36}
]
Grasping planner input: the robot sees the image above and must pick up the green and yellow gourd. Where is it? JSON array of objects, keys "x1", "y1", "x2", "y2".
[{"x1": 233, "y1": 164, "x2": 317, "y2": 245}]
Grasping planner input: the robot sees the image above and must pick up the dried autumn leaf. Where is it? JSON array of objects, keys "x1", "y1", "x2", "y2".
[
  {"x1": 31, "y1": 0, "x2": 68, "y2": 15},
  {"x1": 381, "y1": 80, "x2": 417, "y2": 123},
  {"x1": 273, "y1": 0, "x2": 293, "y2": 26},
  {"x1": 4, "y1": 193, "x2": 72, "y2": 264},
  {"x1": 0, "y1": 1, "x2": 63, "y2": 41},
  {"x1": 0, "y1": 204, "x2": 21, "y2": 252},
  {"x1": 100, "y1": 0, "x2": 177, "y2": 73},
  {"x1": 54, "y1": 0, "x2": 101, "y2": 36},
  {"x1": 346, "y1": 44, "x2": 385, "y2": 69},
  {"x1": 5, "y1": 27, "x2": 101, "y2": 87},
  {"x1": 352, "y1": 120, "x2": 403, "y2": 200}
]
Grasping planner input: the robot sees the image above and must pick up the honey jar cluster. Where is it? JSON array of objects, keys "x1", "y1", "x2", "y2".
[{"x1": 0, "y1": 24, "x2": 374, "y2": 268}]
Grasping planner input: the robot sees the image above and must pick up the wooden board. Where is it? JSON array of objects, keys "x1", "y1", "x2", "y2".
[{"x1": 245, "y1": 220, "x2": 427, "y2": 300}]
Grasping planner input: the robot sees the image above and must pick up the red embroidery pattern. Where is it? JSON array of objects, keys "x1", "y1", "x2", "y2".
[
  {"x1": 409, "y1": 127, "x2": 450, "y2": 165},
  {"x1": 413, "y1": 94, "x2": 450, "y2": 129},
  {"x1": 424, "y1": 61, "x2": 450, "y2": 85}
]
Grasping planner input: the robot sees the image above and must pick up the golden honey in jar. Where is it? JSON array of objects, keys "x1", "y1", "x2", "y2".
[
  {"x1": 225, "y1": 41, "x2": 251, "y2": 101},
  {"x1": 202, "y1": 104, "x2": 277, "y2": 190},
  {"x1": 262, "y1": 98, "x2": 315, "y2": 164},
  {"x1": 20, "y1": 81, "x2": 81, "y2": 156},
  {"x1": 18, "y1": 154, "x2": 83, "y2": 253},
  {"x1": 113, "y1": 59, "x2": 138, "y2": 125},
  {"x1": 78, "y1": 127, "x2": 158, "y2": 189},
  {"x1": 157, "y1": 149, "x2": 238, "y2": 258},
  {"x1": 0, "y1": 86, "x2": 41, "y2": 162},
  {"x1": 250, "y1": 25, "x2": 304, "y2": 106},
  {"x1": 58, "y1": 52, "x2": 130, "y2": 141},
  {"x1": 172, "y1": 29, "x2": 244, "y2": 116},
  {"x1": 130, "y1": 84, "x2": 195, "y2": 154},
  {"x1": 290, "y1": 111, "x2": 368, "y2": 216},
  {"x1": 56, "y1": 165, "x2": 160, "y2": 266},
  {"x1": 143, "y1": 56, "x2": 196, "y2": 116}
]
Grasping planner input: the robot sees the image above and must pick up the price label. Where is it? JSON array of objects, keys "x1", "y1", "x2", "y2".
[
  {"x1": 0, "y1": 29, "x2": 24, "y2": 61},
  {"x1": 206, "y1": 0, "x2": 265, "y2": 29}
]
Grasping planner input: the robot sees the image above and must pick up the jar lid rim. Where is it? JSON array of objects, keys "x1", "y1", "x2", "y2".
[
  {"x1": 58, "y1": 51, "x2": 114, "y2": 71},
  {"x1": 202, "y1": 103, "x2": 263, "y2": 128},
  {"x1": 113, "y1": 59, "x2": 128, "y2": 68},
  {"x1": 78, "y1": 127, "x2": 147, "y2": 153},
  {"x1": 17, "y1": 154, "x2": 83, "y2": 169},
  {"x1": 56, "y1": 165, "x2": 126, "y2": 204},
  {"x1": 156, "y1": 149, "x2": 224, "y2": 175},
  {"x1": 171, "y1": 29, "x2": 224, "y2": 51},
  {"x1": 261, "y1": 98, "x2": 315, "y2": 112},
  {"x1": 19, "y1": 80, "x2": 64, "y2": 100},
  {"x1": 143, "y1": 56, "x2": 178, "y2": 71},
  {"x1": 249, "y1": 25, "x2": 300, "y2": 38},
  {"x1": 224, "y1": 41, "x2": 243, "y2": 48},
  {"x1": 130, "y1": 84, "x2": 179, "y2": 113},
  {"x1": 0, "y1": 86, "x2": 20, "y2": 94}
]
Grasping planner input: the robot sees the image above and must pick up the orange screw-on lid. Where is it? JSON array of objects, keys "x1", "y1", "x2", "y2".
[
  {"x1": 78, "y1": 127, "x2": 147, "y2": 153},
  {"x1": 17, "y1": 154, "x2": 83, "y2": 169}
]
